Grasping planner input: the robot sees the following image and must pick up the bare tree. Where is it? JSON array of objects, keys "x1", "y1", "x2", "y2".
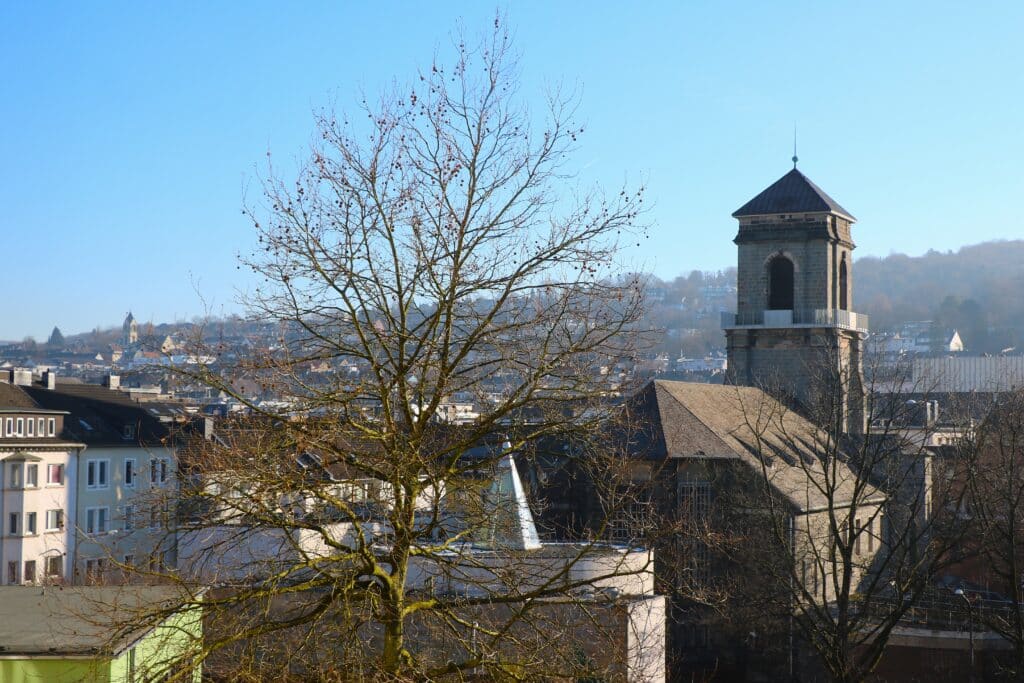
[
  {"x1": 119, "y1": 17, "x2": 659, "y2": 681},
  {"x1": 722, "y1": 354, "x2": 973, "y2": 683},
  {"x1": 965, "y1": 389, "x2": 1024, "y2": 677}
]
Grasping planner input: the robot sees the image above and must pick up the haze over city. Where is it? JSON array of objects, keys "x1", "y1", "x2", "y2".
[{"x1": 3, "y1": 1, "x2": 1022, "y2": 339}]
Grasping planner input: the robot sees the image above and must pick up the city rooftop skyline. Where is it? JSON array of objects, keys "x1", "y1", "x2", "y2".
[{"x1": 2, "y1": 1, "x2": 1022, "y2": 339}]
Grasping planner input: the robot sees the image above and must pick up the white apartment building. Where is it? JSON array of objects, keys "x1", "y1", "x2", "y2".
[
  {"x1": 23, "y1": 376, "x2": 182, "y2": 584},
  {"x1": 0, "y1": 381, "x2": 83, "y2": 585}
]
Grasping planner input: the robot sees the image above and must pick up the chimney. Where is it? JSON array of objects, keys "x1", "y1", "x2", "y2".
[
  {"x1": 43, "y1": 370, "x2": 56, "y2": 390},
  {"x1": 104, "y1": 374, "x2": 120, "y2": 390},
  {"x1": 202, "y1": 416, "x2": 215, "y2": 441},
  {"x1": 12, "y1": 369, "x2": 32, "y2": 387}
]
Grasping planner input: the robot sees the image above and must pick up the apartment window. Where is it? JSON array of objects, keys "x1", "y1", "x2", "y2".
[
  {"x1": 46, "y1": 464, "x2": 64, "y2": 485},
  {"x1": 8, "y1": 512, "x2": 17, "y2": 535},
  {"x1": 47, "y1": 418, "x2": 55, "y2": 436},
  {"x1": 124, "y1": 458, "x2": 136, "y2": 487},
  {"x1": 45, "y1": 509, "x2": 64, "y2": 531},
  {"x1": 7, "y1": 562, "x2": 16, "y2": 584},
  {"x1": 25, "y1": 464, "x2": 37, "y2": 488},
  {"x1": 86, "y1": 459, "x2": 110, "y2": 489},
  {"x1": 123, "y1": 504, "x2": 135, "y2": 531},
  {"x1": 24, "y1": 560, "x2": 35, "y2": 583},
  {"x1": 4, "y1": 418, "x2": 10, "y2": 436},
  {"x1": 46, "y1": 556, "x2": 62, "y2": 578},
  {"x1": 150, "y1": 458, "x2": 170, "y2": 486},
  {"x1": 85, "y1": 507, "x2": 109, "y2": 534},
  {"x1": 85, "y1": 558, "x2": 106, "y2": 584},
  {"x1": 855, "y1": 518, "x2": 862, "y2": 556},
  {"x1": 150, "y1": 505, "x2": 161, "y2": 529},
  {"x1": 37, "y1": 418, "x2": 45, "y2": 436},
  {"x1": 123, "y1": 424, "x2": 135, "y2": 440},
  {"x1": 15, "y1": 418, "x2": 23, "y2": 436},
  {"x1": 9, "y1": 464, "x2": 21, "y2": 488},
  {"x1": 867, "y1": 518, "x2": 875, "y2": 552},
  {"x1": 26, "y1": 418, "x2": 33, "y2": 437},
  {"x1": 26, "y1": 512, "x2": 36, "y2": 535}
]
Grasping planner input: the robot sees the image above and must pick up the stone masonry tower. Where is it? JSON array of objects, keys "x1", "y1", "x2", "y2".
[{"x1": 723, "y1": 167, "x2": 867, "y2": 433}]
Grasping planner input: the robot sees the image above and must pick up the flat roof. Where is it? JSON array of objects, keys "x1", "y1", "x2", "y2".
[{"x1": 0, "y1": 586, "x2": 196, "y2": 657}]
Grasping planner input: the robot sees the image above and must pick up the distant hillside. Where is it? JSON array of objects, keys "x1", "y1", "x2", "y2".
[{"x1": 855, "y1": 240, "x2": 1024, "y2": 351}]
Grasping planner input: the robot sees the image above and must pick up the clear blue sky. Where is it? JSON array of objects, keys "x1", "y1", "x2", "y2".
[{"x1": 2, "y1": 2, "x2": 1022, "y2": 340}]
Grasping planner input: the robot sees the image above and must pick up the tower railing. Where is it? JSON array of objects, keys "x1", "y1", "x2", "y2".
[{"x1": 721, "y1": 308, "x2": 869, "y2": 333}]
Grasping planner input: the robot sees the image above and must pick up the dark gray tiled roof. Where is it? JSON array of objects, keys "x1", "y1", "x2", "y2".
[
  {"x1": 624, "y1": 380, "x2": 879, "y2": 512},
  {"x1": 733, "y1": 168, "x2": 855, "y2": 221}
]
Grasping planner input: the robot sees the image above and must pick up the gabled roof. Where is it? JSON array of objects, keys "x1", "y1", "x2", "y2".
[
  {"x1": 624, "y1": 380, "x2": 879, "y2": 512},
  {"x1": 733, "y1": 168, "x2": 855, "y2": 221}
]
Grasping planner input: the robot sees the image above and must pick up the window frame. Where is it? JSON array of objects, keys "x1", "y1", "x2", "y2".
[
  {"x1": 46, "y1": 463, "x2": 64, "y2": 485},
  {"x1": 45, "y1": 509, "x2": 64, "y2": 531},
  {"x1": 25, "y1": 511, "x2": 36, "y2": 535},
  {"x1": 85, "y1": 506, "x2": 110, "y2": 535},
  {"x1": 86, "y1": 459, "x2": 110, "y2": 490},
  {"x1": 124, "y1": 458, "x2": 136, "y2": 488}
]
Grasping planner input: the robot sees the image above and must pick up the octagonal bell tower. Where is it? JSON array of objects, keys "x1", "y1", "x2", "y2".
[{"x1": 723, "y1": 167, "x2": 867, "y2": 433}]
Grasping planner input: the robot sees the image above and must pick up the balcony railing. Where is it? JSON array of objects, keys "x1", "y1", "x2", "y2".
[{"x1": 721, "y1": 308, "x2": 869, "y2": 333}]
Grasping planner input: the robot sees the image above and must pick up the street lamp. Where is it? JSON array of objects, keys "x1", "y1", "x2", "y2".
[{"x1": 955, "y1": 588, "x2": 975, "y2": 682}]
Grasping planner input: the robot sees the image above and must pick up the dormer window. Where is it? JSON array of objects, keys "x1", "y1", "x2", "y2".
[
  {"x1": 15, "y1": 418, "x2": 23, "y2": 437},
  {"x1": 123, "y1": 425, "x2": 136, "y2": 440},
  {"x1": 26, "y1": 419, "x2": 33, "y2": 437}
]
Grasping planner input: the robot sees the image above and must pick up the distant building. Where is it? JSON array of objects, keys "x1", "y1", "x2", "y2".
[{"x1": 122, "y1": 312, "x2": 138, "y2": 346}]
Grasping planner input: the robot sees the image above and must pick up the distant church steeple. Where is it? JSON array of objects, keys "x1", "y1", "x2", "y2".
[
  {"x1": 122, "y1": 311, "x2": 138, "y2": 346},
  {"x1": 723, "y1": 167, "x2": 867, "y2": 433}
]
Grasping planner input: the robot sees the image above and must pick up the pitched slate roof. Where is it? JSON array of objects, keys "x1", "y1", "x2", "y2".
[
  {"x1": 733, "y1": 168, "x2": 855, "y2": 221},
  {"x1": 23, "y1": 380, "x2": 172, "y2": 446},
  {"x1": 625, "y1": 380, "x2": 880, "y2": 512},
  {"x1": 0, "y1": 382, "x2": 43, "y2": 410}
]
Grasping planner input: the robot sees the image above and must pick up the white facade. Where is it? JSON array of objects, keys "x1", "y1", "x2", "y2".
[{"x1": 0, "y1": 410, "x2": 81, "y2": 585}]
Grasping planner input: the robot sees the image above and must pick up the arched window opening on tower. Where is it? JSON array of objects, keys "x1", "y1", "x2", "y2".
[
  {"x1": 839, "y1": 256, "x2": 849, "y2": 311},
  {"x1": 767, "y1": 256, "x2": 795, "y2": 310}
]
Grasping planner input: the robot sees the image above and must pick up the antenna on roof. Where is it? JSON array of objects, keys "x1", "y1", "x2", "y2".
[{"x1": 792, "y1": 124, "x2": 799, "y2": 168}]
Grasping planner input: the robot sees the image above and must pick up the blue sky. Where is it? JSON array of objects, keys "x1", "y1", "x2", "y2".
[{"x1": 2, "y1": 2, "x2": 1022, "y2": 339}]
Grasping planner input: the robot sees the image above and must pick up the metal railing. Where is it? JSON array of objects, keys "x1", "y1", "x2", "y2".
[{"x1": 721, "y1": 308, "x2": 869, "y2": 333}]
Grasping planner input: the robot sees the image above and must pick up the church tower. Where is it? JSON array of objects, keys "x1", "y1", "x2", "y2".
[
  {"x1": 723, "y1": 167, "x2": 867, "y2": 433},
  {"x1": 122, "y1": 311, "x2": 138, "y2": 346}
]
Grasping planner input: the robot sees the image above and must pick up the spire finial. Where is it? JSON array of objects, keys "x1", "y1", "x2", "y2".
[{"x1": 792, "y1": 124, "x2": 798, "y2": 168}]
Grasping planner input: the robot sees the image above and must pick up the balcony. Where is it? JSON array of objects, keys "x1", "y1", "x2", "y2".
[{"x1": 721, "y1": 308, "x2": 869, "y2": 333}]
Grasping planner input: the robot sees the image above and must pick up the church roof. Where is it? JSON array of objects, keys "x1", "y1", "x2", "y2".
[
  {"x1": 623, "y1": 380, "x2": 881, "y2": 512},
  {"x1": 733, "y1": 168, "x2": 855, "y2": 221}
]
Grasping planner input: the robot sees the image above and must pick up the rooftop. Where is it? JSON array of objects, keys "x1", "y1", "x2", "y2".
[
  {"x1": 0, "y1": 586, "x2": 194, "y2": 657},
  {"x1": 733, "y1": 167, "x2": 855, "y2": 221},
  {"x1": 624, "y1": 380, "x2": 881, "y2": 512}
]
